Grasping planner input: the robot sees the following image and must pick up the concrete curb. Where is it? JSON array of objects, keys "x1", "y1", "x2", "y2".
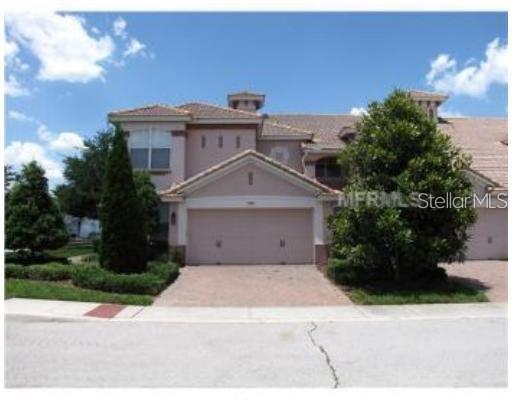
[{"x1": 4, "y1": 298, "x2": 507, "y2": 323}]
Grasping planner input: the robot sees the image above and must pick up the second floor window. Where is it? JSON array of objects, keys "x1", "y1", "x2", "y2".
[
  {"x1": 129, "y1": 129, "x2": 172, "y2": 170},
  {"x1": 315, "y1": 157, "x2": 342, "y2": 178}
]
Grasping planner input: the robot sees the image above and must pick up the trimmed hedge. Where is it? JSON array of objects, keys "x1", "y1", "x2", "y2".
[
  {"x1": 5, "y1": 250, "x2": 69, "y2": 266},
  {"x1": 5, "y1": 263, "x2": 76, "y2": 281},
  {"x1": 71, "y1": 262, "x2": 179, "y2": 295}
]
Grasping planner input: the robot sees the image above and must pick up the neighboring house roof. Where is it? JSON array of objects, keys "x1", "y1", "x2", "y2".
[
  {"x1": 176, "y1": 102, "x2": 261, "y2": 120},
  {"x1": 161, "y1": 149, "x2": 335, "y2": 196},
  {"x1": 439, "y1": 118, "x2": 508, "y2": 189},
  {"x1": 109, "y1": 104, "x2": 191, "y2": 118},
  {"x1": 270, "y1": 114, "x2": 507, "y2": 189}
]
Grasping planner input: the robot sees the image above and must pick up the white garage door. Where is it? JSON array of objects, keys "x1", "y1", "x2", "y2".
[
  {"x1": 187, "y1": 209, "x2": 313, "y2": 265},
  {"x1": 466, "y1": 208, "x2": 508, "y2": 260}
]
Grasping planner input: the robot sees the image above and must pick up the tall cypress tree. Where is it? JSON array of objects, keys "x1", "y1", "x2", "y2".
[
  {"x1": 5, "y1": 161, "x2": 68, "y2": 253},
  {"x1": 100, "y1": 123, "x2": 147, "y2": 273}
]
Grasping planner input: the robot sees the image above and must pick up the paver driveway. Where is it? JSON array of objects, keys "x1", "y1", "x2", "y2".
[
  {"x1": 154, "y1": 265, "x2": 352, "y2": 307},
  {"x1": 443, "y1": 260, "x2": 507, "y2": 302}
]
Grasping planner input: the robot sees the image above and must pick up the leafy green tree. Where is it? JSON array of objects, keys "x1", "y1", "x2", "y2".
[
  {"x1": 4, "y1": 164, "x2": 18, "y2": 203},
  {"x1": 4, "y1": 165, "x2": 17, "y2": 193},
  {"x1": 133, "y1": 171, "x2": 161, "y2": 236},
  {"x1": 328, "y1": 89, "x2": 476, "y2": 285},
  {"x1": 5, "y1": 161, "x2": 68, "y2": 253},
  {"x1": 99, "y1": 123, "x2": 147, "y2": 273},
  {"x1": 55, "y1": 130, "x2": 113, "y2": 221}
]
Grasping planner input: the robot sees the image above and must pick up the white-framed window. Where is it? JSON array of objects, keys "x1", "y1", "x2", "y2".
[{"x1": 128, "y1": 128, "x2": 172, "y2": 170}]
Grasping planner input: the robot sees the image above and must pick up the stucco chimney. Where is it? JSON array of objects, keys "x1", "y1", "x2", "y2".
[
  {"x1": 228, "y1": 91, "x2": 265, "y2": 112},
  {"x1": 408, "y1": 90, "x2": 448, "y2": 122}
]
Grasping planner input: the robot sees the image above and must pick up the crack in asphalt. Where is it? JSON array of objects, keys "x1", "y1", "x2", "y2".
[{"x1": 307, "y1": 322, "x2": 340, "y2": 388}]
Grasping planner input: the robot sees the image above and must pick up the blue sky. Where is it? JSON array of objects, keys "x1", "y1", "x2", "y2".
[{"x1": 4, "y1": 12, "x2": 508, "y2": 186}]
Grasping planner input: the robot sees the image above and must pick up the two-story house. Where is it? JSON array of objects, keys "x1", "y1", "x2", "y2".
[{"x1": 108, "y1": 90, "x2": 508, "y2": 265}]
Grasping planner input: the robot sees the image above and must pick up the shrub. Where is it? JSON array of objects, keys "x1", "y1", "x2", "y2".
[
  {"x1": 5, "y1": 263, "x2": 76, "y2": 281},
  {"x1": 71, "y1": 262, "x2": 179, "y2": 295},
  {"x1": 5, "y1": 250, "x2": 69, "y2": 266},
  {"x1": 148, "y1": 261, "x2": 180, "y2": 284},
  {"x1": 169, "y1": 247, "x2": 185, "y2": 267},
  {"x1": 328, "y1": 89, "x2": 476, "y2": 285},
  {"x1": 149, "y1": 241, "x2": 169, "y2": 261}
]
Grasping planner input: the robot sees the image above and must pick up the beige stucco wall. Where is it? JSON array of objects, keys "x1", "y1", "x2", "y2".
[
  {"x1": 185, "y1": 126, "x2": 257, "y2": 178},
  {"x1": 257, "y1": 140, "x2": 304, "y2": 172},
  {"x1": 120, "y1": 121, "x2": 186, "y2": 190},
  {"x1": 188, "y1": 162, "x2": 314, "y2": 198}
]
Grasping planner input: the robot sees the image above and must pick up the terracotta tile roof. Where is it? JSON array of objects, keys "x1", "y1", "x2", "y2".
[
  {"x1": 109, "y1": 104, "x2": 190, "y2": 117},
  {"x1": 268, "y1": 114, "x2": 360, "y2": 147},
  {"x1": 176, "y1": 102, "x2": 261, "y2": 120},
  {"x1": 261, "y1": 120, "x2": 314, "y2": 138},
  {"x1": 161, "y1": 149, "x2": 335, "y2": 196},
  {"x1": 439, "y1": 118, "x2": 508, "y2": 189},
  {"x1": 269, "y1": 114, "x2": 507, "y2": 189},
  {"x1": 109, "y1": 102, "x2": 506, "y2": 190}
]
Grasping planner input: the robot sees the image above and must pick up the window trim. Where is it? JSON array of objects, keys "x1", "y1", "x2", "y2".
[{"x1": 129, "y1": 128, "x2": 172, "y2": 171}]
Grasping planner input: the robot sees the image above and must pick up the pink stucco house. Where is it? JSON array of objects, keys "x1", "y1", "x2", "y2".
[{"x1": 108, "y1": 90, "x2": 508, "y2": 265}]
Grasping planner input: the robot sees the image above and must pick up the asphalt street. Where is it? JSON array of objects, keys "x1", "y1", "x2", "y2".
[{"x1": 5, "y1": 314, "x2": 506, "y2": 387}]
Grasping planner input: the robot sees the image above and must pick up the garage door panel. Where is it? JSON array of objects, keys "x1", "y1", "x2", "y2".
[
  {"x1": 466, "y1": 208, "x2": 507, "y2": 260},
  {"x1": 188, "y1": 209, "x2": 313, "y2": 265}
]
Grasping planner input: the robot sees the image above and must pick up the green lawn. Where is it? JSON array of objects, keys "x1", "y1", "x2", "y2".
[
  {"x1": 48, "y1": 242, "x2": 95, "y2": 258},
  {"x1": 5, "y1": 279, "x2": 153, "y2": 306},
  {"x1": 345, "y1": 280, "x2": 488, "y2": 305}
]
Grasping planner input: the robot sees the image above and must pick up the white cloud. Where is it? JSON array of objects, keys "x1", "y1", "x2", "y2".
[
  {"x1": 5, "y1": 74, "x2": 30, "y2": 97},
  {"x1": 5, "y1": 13, "x2": 115, "y2": 83},
  {"x1": 4, "y1": 141, "x2": 63, "y2": 183},
  {"x1": 349, "y1": 107, "x2": 367, "y2": 116},
  {"x1": 8, "y1": 110, "x2": 35, "y2": 122},
  {"x1": 437, "y1": 106, "x2": 465, "y2": 118},
  {"x1": 37, "y1": 124, "x2": 85, "y2": 152},
  {"x1": 5, "y1": 40, "x2": 19, "y2": 62},
  {"x1": 426, "y1": 38, "x2": 508, "y2": 98},
  {"x1": 113, "y1": 17, "x2": 127, "y2": 38},
  {"x1": 124, "y1": 38, "x2": 146, "y2": 57},
  {"x1": 5, "y1": 39, "x2": 29, "y2": 72},
  {"x1": 49, "y1": 132, "x2": 85, "y2": 151}
]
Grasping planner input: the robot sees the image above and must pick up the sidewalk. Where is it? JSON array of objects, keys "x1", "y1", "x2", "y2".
[{"x1": 4, "y1": 298, "x2": 507, "y2": 323}]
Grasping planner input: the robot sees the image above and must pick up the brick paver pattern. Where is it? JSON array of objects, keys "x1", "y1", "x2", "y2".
[
  {"x1": 443, "y1": 260, "x2": 507, "y2": 302},
  {"x1": 154, "y1": 265, "x2": 352, "y2": 307}
]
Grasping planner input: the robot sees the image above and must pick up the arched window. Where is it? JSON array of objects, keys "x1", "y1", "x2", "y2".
[{"x1": 315, "y1": 157, "x2": 342, "y2": 179}]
